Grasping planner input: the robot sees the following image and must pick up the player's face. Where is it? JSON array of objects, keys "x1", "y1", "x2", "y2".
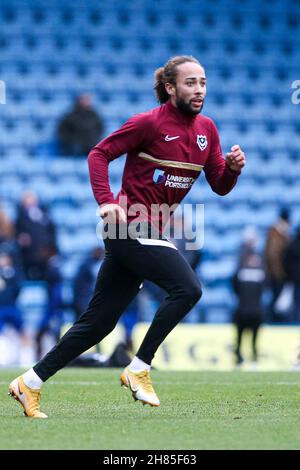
[{"x1": 171, "y1": 62, "x2": 207, "y2": 115}]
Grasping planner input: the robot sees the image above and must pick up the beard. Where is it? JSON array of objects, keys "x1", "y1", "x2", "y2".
[{"x1": 175, "y1": 95, "x2": 204, "y2": 116}]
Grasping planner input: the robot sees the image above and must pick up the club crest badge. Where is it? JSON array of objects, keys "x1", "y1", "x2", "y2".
[
  {"x1": 153, "y1": 169, "x2": 166, "y2": 184},
  {"x1": 197, "y1": 135, "x2": 207, "y2": 151}
]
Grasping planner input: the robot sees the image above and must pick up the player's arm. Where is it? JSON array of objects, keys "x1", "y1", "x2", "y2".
[
  {"x1": 203, "y1": 120, "x2": 245, "y2": 195},
  {"x1": 88, "y1": 114, "x2": 154, "y2": 221}
]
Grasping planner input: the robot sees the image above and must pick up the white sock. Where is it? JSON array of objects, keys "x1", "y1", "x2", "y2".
[
  {"x1": 129, "y1": 356, "x2": 151, "y2": 373},
  {"x1": 22, "y1": 368, "x2": 44, "y2": 390}
]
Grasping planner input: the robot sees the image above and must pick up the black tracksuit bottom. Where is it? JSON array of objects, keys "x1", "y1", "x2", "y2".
[{"x1": 34, "y1": 233, "x2": 202, "y2": 382}]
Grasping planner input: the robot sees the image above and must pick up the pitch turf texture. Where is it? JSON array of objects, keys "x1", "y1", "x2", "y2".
[{"x1": 1, "y1": 368, "x2": 300, "y2": 450}]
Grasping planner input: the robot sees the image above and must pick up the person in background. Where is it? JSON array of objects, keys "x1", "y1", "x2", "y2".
[
  {"x1": 72, "y1": 247, "x2": 104, "y2": 358},
  {"x1": 283, "y1": 226, "x2": 300, "y2": 323},
  {"x1": 0, "y1": 252, "x2": 25, "y2": 343},
  {"x1": 0, "y1": 203, "x2": 23, "y2": 271},
  {"x1": 15, "y1": 192, "x2": 57, "y2": 281},
  {"x1": 264, "y1": 209, "x2": 290, "y2": 322},
  {"x1": 238, "y1": 226, "x2": 259, "y2": 267},
  {"x1": 232, "y1": 250, "x2": 266, "y2": 365},
  {"x1": 119, "y1": 296, "x2": 141, "y2": 352},
  {"x1": 35, "y1": 245, "x2": 64, "y2": 360},
  {"x1": 73, "y1": 246, "x2": 104, "y2": 320},
  {"x1": 58, "y1": 93, "x2": 104, "y2": 157},
  {"x1": 0, "y1": 204, "x2": 14, "y2": 244}
]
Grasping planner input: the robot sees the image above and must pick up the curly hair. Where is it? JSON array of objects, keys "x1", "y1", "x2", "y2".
[{"x1": 154, "y1": 56, "x2": 201, "y2": 104}]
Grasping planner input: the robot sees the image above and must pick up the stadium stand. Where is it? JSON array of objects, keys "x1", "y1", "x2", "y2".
[{"x1": 0, "y1": 0, "x2": 299, "y2": 324}]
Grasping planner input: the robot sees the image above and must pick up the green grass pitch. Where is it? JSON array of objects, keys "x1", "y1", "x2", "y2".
[{"x1": 1, "y1": 368, "x2": 300, "y2": 450}]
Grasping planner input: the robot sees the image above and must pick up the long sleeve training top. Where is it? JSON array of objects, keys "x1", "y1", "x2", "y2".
[{"x1": 88, "y1": 100, "x2": 240, "y2": 230}]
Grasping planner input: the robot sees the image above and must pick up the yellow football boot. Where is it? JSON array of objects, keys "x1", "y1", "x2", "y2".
[
  {"x1": 120, "y1": 368, "x2": 160, "y2": 407},
  {"x1": 8, "y1": 376, "x2": 48, "y2": 418}
]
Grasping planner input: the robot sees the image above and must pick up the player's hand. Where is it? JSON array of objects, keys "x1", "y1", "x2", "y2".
[
  {"x1": 226, "y1": 145, "x2": 246, "y2": 172},
  {"x1": 99, "y1": 203, "x2": 127, "y2": 223}
]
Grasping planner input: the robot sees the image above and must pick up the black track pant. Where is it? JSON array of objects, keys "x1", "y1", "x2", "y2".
[{"x1": 34, "y1": 236, "x2": 202, "y2": 382}]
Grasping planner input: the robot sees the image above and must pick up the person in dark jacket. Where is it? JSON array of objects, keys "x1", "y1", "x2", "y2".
[
  {"x1": 283, "y1": 227, "x2": 300, "y2": 322},
  {"x1": 0, "y1": 252, "x2": 24, "y2": 335},
  {"x1": 58, "y1": 94, "x2": 104, "y2": 156},
  {"x1": 232, "y1": 250, "x2": 266, "y2": 364},
  {"x1": 264, "y1": 209, "x2": 290, "y2": 321},
  {"x1": 15, "y1": 192, "x2": 57, "y2": 281},
  {"x1": 73, "y1": 246, "x2": 104, "y2": 320},
  {"x1": 0, "y1": 203, "x2": 23, "y2": 271}
]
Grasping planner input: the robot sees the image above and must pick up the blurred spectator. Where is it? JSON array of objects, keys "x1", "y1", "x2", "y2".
[
  {"x1": 0, "y1": 252, "x2": 24, "y2": 339},
  {"x1": 238, "y1": 226, "x2": 259, "y2": 267},
  {"x1": 35, "y1": 245, "x2": 64, "y2": 360},
  {"x1": 283, "y1": 226, "x2": 300, "y2": 322},
  {"x1": 73, "y1": 246, "x2": 104, "y2": 319},
  {"x1": 58, "y1": 93, "x2": 104, "y2": 156},
  {"x1": 119, "y1": 296, "x2": 141, "y2": 352},
  {"x1": 0, "y1": 204, "x2": 14, "y2": 242},
  {"x1": 264, "y1": 208, "x2": 290, "y2": 321},
  {"x1": 15, "y1": 192, "x2": 57, "y2": 280},
  {"x1": 232, "y1": 250, "x2": 266, "y2": 365},
  {"x1": 0, "y1": 203, "x2": 23, "y2": 270}
]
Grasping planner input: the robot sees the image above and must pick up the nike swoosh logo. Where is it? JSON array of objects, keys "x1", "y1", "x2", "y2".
[
  {"x1": 18, "y1": 383, "x2": 24, "y2": 396},
  {"x1": 165, "y1": 135, "x2": 180, "y2": 141},
  {"x1": 127, "y1": 375, "x2": 139, "y2": 393}
]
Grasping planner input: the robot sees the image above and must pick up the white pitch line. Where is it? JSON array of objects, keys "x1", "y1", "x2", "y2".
[
  {"x1": 49, "y1": 381, "x2": 300, "y2": 386},
  {"x1": 1, "y1": 381, "x2": 300, "y2": 386}
]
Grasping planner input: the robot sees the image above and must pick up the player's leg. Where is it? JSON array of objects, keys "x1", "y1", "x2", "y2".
[
  {"x1": 33, "y1": 254, "x2": 142, "y2": 382},
  {"x1": 111, "y1": 238, "x2": 202, "y2": 406},
  {"x1": 113, "y1": 239, "x2": 202, "y2": 365},
  {"x1": 8, "y1": 252, "x2": 142, "y2": 417}
]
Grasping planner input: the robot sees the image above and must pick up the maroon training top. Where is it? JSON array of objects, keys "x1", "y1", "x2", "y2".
[{"x1": 88, "y1": 100, "x2": 240, "y2": 229}]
